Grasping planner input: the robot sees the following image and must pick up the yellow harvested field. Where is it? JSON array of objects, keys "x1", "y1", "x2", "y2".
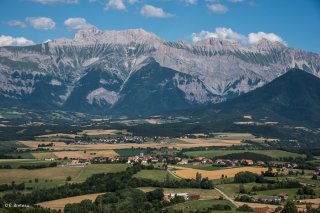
[
  {"x1": 78, "y1": 129, "x2": 122, "y2": 135},
  {"x1": 296, "y1": 198, "x2": 320, "y2": 210},
  {"x1": 37, "y1": 193, "x2": 103, "y2": 211},
  {"x1": 170, "y1": 166, "x2": 268, "y2": 180},
  {"x1": 236, "y1": 202, "x2": 280, "y2": 209},
  {"x1": 299, "y1": 198, "x2": 320, "y2": 205},
  {"x1": 53, "y1": 150, "x2": 118, "y2": 159},
  {"x1": 20, "y1": 139, "x2": 246, "y2": 151},
  {"x1": 236, "y1": 201, "x2": 311, "y2": 212},
  {"x1": 179, "y1": 138, "x2": 243, "y2": 147}
]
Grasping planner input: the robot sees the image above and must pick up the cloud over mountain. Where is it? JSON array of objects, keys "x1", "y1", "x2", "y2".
[
  {"x1": 0, "y1": 35, "x2": 35, "y2": 47},
  {"x1": 64, "y1": 18, "x2": 93, "y2": 31},
  {"x1": 191, "y1": 27, "x2": 286, "y2": 46}
]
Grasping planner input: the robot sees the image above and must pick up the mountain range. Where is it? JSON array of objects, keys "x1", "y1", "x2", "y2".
[
  {"x1": 183, "y1": 69, "x2": 320, "y2": 127},
  {"x1": 0, "y1": 27, "x2": 319, "y2": 115}
]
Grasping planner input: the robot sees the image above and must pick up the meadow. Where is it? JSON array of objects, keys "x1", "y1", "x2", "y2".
[
  {"x1": 133, "y1": 169, "x2": 178, "y2": 182},
  {"x1": 184, "y1": 149, "x2": 304, "y2": 159},
  {"x1": 0, "y1": 163, "x2": 129, "y2": 186}
]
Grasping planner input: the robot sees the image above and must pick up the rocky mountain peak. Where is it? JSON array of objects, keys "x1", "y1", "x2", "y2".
[
  {"x1": 74, "y1": 26, "x2": 102, "y2": 41},
  {"x1": 253, "y1": 38, "x2": 287, "y2": 51},
  {"x1": 194, "y1": 37, "x2": 244, "y2": 51}
]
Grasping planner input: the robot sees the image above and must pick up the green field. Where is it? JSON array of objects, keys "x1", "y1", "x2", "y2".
[
  {"x1": 0, "y1": 163, "x2": 129, "y2": 187},
  {"x1": 216, "y1": 183, "x2": 263, "y2": 198},
  {"x1": 255, "y1": 188, "x2": 300, "y2": 199},
  {"x1": 184, "y1": 149, "x2": 304, "y2": 159},
  {"x1": 115, "y1": 148, "x2": 149, "y2": 157},
  {"x1": 0, "y1": 141, "x2": 27, "y2": 153},
  {"x1": 133, "y1": 169, "x2": 177, "y2": 182},
  {"x1": 177, "y1": 164, "x2": 227, "y2": 171},
  {"x1": 0, "y1": 159, "x2": 57, "y2": 168}
]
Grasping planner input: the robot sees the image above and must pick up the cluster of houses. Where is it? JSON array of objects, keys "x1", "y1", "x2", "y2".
[
  {"x1": 163, "y1": 193, "x2": 200, "y2": 202},
  {"x1": 268, "y1": 161, "x2": 299, "y2": 170},
  {"x1": 61, "y1": 159, "x2": 91, "y2": 167},
  {"x1": 214, "y1": 159, "x2": 264, "y2": 167},
  {"x1": 127, "y1": 153, "x2": 159, "y2": 164}
]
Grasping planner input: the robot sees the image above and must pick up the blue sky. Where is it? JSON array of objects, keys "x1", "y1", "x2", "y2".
[{"x1": 0, "y1": 0, "x2": 319, "y2": 53}]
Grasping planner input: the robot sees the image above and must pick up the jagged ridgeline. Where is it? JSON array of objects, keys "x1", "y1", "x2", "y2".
[{"x1": 0, "y1": 27, "x2": 319, "y2": 115}]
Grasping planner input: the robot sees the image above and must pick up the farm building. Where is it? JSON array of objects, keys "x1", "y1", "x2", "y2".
[
  {"x1": 251, "y1": 195, "x2": 281, "y2": 203},
  {"x1": 277, "y1": 192, "x2": 288, "y2": 201},
  {"x1": 164, "y1": 193, "x2": 200, "y2": 201}
]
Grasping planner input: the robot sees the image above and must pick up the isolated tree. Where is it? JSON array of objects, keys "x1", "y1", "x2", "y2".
[
  {"x1": 196, "y1": 172, "x2": 202, "y2": 182},
  {"x1": 282, "y1": 200, "x2": 298, "y2": 213},
  {"x1": 66, "y1": 176, "x2": 72, "y2": 181}
]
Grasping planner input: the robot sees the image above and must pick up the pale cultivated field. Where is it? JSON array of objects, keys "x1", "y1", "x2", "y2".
[
  {"x1": 20, "y1": 138, "x2": 247, "y2": 151},
  {"x1": 36, "y1": 133, "x2": 78, "y2": 139},
  {"x1": 235, "y1": 201, "x2": 280, "y2": 209},
  {"x1": 296, "y1": 198, "x2": 320, "y2": 210},
  {"x1": 179, "y1": 138, "x2": 243, "y2": 147},
  {"x1": 78, "y1": 129, "x2": 125, "y2": 135},
  {"x1": 236, "y1": 201, "x2": 310, "y2": 212},
  {"x1": 37, "y1": 193, "x2": 103, "y2": 211},
  {"x1": 181, "y1": 132, "x2": 276, "y2": 144},
  {"x1": 53, "y1": 150, "x2": 118, "y2": 158},
  {"x1": 170, "y1": 166, "x2": 268, "y2": 180}
]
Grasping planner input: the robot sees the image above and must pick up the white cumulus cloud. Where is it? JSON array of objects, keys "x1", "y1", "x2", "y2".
[
  {"x1": 207, "y1": 4, "x2": 229, "y2": 14},
  {"x1": 0, "y1": 35, "x2": 35, "y2": 47},
  {"x1": 104, "y1": 0, "x2": 127, "y2": 11},
  {"x1": 26, "y1": 17, "x2": 56, "y2": 30},
  {"x1": 248, "y1": 32, "x2": 286, "y2": 45},
  {"x1": 6, "y1": 20, "x2": 27, "y2": 28},
  {"x1": 32, "y1": 0, "x2": 78, "y2": 4},
  {"x1": 191, "y1": 27, "x2": 246, "y2": 43},
  {"x1": 140, "y1": 5, "x2": 173, "y2": 18},
  {"x1": 64, "y1": 18, "x2": 93, "y2": 31},
  {"x1": 191, "y1": 27, "x2": 286, "y2": 46}
]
